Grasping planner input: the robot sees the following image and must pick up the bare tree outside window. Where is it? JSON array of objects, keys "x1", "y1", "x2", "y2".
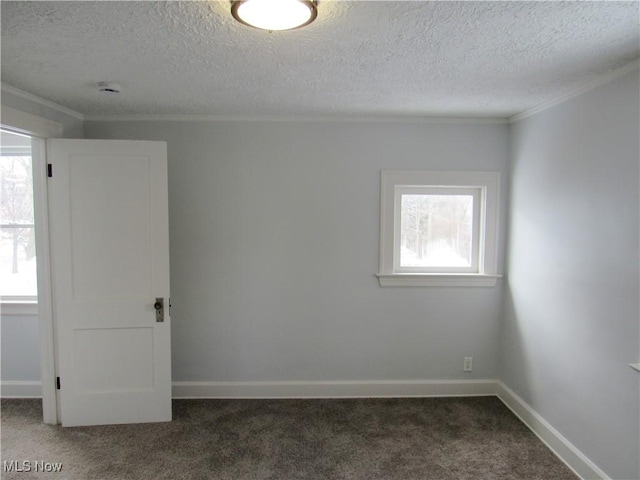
[
  {"x1": 400, "y1": 194, "x2": 473, "y2": 267},
  {"x1": 1, "y1": 130, "x2": 37, "y2": 297}
]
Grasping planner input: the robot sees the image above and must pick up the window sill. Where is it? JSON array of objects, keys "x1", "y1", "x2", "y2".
[
  {"x1": 376, "y1": 273, "x2": 502, "y2": 287},
  {"x1": 1, "y1": 301, "x2": 38, "y2": 316}
]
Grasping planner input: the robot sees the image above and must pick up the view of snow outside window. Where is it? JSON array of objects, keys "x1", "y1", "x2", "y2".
[
  {"x1": 1, "y1": 130, "x2": 37, "y2": 298},
  {"x1": 400, "y1": 194, "x2": 473, "y2": 267}
]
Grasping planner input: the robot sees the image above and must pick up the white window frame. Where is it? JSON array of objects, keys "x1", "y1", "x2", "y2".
[
  {"x1": 0, "y1": 106, "x2": 59, "y2": 314},
  {"x1": 377, "y1": 170, "x2": 501, "y2": 287},
  {"x1": 0, "y1": 137, "x2": 39, "y2": 312}
]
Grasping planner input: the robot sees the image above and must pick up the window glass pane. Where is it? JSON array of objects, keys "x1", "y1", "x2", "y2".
[
  {"x1": 400, "y1": 194, "x2": 473, "y2": 267},
  {"x1": 0, "y1": 227, "x2": 37, "y2": 296},
  {"x1": 1, "y1": 130, "x2": 37, "y2": 297}
]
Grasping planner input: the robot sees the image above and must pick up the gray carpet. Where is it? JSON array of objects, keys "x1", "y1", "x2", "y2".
[{"x1": 1, "y1": 397, "x2": 578, "y2": 480}]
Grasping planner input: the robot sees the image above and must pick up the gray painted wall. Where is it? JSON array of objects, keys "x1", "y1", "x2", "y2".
[
  {"x1": 0, "y1": 315, "x2": 41, "y2": 381},
  {"x1": 502, "y1": 70, "x2": 640, "y2": 479},
  {"x1": 84, "y1": 120, "x2": 509, "y2": 382}
]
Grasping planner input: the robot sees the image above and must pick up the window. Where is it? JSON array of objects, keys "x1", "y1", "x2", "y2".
[
  {"x1": 378, "y1": 171, "x2": 501, "y2": 287},
  {"x1": 1, "y1": 129, "x2": 37, "y2": 302}
]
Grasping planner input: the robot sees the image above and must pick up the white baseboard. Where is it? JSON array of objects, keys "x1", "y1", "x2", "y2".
[
  {"x1": 496, "y1": 381, "x2": 609, "y2": 480},
  {"x1": 171, "y1": 379, "x2": 498, "y2": 399},
  {"x1": 0, "y1": 379, "x2": 497, "y2": 400},
  {"x1": 1, "y1": 381, "x2": 42, "y2": 398}
]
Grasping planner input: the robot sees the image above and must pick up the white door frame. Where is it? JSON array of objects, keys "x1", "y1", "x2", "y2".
[{"x1": 1, "y1": 106, "x2": 62, "y2": 424}]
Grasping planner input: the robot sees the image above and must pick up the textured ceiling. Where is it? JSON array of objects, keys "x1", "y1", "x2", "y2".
[{"x1": 1, "y1": 1, "x2": 639, "y2": 118}]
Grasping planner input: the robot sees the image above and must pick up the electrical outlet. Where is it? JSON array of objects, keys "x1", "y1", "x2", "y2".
[{"x1": 463, "y1": 357, "x2": 473, "y2": 372}]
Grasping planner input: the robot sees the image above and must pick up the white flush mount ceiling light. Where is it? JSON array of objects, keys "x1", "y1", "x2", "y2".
[{"x1": 231, "y1": 0, "x2": 317, "y2": 31}]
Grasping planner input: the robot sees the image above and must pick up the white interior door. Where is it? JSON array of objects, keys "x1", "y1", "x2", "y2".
[{"x1": 47, "y1": 139, "x2": 171, "y2": 427}]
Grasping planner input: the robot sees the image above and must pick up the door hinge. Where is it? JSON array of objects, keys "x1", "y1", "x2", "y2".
[
  {"x1": 47, "y1": 164, "x2": 53, "y2": 178},
  {"x1": 56, "y1": 377, "x2": 61, "y2": 390}
]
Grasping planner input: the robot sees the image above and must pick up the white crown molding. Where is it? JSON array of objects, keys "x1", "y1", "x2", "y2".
[
  {"x1": 509, "y1": 58, "x2": 640, "y2": 123},
  {"x1": 1, "y1": 83, "x2": 84, "y2": 121},
  {"x1": 496, "y1": 381, "x2": 610, "y2": 480},
  {"x1": 171, "y1": 379, "x2": 498, "y2": 399},
  {"x1": 83, "y1": 113, "x2": 509, "y2": 124},
  {"x1": 4, "y1": 58, "x2": 637, "y2": 125}
]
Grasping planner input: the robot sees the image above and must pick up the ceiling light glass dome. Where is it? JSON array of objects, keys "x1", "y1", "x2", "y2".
[{"x1": 231, "y1": 0, "x2": 317, "y2": 31}]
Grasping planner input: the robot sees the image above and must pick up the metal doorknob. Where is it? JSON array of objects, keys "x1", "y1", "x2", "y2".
[{"x1": 154, "y1": 297, "x2": 164, "y2": 322}]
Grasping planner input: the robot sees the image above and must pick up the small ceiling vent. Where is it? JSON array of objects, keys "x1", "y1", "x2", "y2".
[{"x1": 98, "y1": 82, "x2": 121, "y2": 94}]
